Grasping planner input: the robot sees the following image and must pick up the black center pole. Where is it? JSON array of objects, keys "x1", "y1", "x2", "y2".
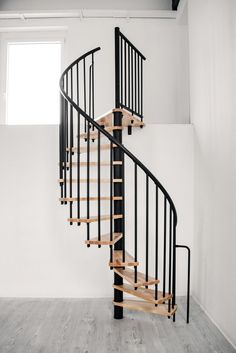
[{"x1": 113, "y1": 27, "x2": 124, "y2": 320}]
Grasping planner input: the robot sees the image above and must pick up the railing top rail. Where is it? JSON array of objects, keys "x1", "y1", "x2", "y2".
[{"x1": 117, "y1": 28, "x2": 146, "y2": 61}]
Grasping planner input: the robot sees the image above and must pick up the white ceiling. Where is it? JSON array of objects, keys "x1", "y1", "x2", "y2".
[{"x1": 0, "y1": 0, "x2": 172, "y2": 12}]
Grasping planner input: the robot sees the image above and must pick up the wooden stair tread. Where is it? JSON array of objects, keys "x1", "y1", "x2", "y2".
[
  {"x1": 85, "y1": 233, "x2": 122, "y2": 246},
  {"x1": 68, "y1": 214, "x2": 123, "y2": 223},
  {"x1": 113, "y1": 300, "x2": 177, "y2": 317},
  {"x1": 112, "y1": 284, "x2": 172, "y2": 304},
  {"x1": 62, "y1": 161, "x2": 122, "y2": 167},
  {"x1": 109, "y1": 251, "x2": 139, "y2": 267},
  {"x1": 80, "y1": 126, "x2": 123, "y2": 139},
  {"x1": 60, "y1": 196, "x2": 123, "y2": 202},
  {"x1": 66, "y1": 143, "x2": 117, "y2": 153},
  {"x1": 58, "y1": 178, "x2": 123, "y2": 183},
  {"x1": 114, "y1": 268, "x2": 159, "y2": 288},
  {"x1": 96, "y1": 108, "x2": 145, "y2": 128}
]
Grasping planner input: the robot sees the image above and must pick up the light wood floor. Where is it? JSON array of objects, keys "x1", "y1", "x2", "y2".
[{"x1": 0, "y1": 297, "x2": 235, "y2": 353}]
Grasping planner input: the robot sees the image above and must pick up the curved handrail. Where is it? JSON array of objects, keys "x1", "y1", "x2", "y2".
[{"x1": 59, "y1": 47, "x2": 178, "y2": 227}]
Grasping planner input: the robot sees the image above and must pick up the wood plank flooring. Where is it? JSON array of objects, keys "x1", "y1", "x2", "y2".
[{"x1": 0, "y1": 297, "x2": 234, "y2": 353}]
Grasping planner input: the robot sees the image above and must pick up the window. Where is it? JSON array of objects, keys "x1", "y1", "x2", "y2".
[{"x1": 6, "y1": 41, "x2": 62, "y2": 125}]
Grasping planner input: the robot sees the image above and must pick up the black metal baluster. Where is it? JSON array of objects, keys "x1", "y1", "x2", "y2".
[
  {"x1": 120, "y1": 37, "x2": 123, "y2": 106},
  {"x1": 134, "y1": 164, "x2": 138, "y2": 284},
  {"x1": 141, "y1": 59, "x2": 143, "y2": 121},
  {"x1": 145, "y1": 175, "x2": 149, "y2": 286},
  {"x1": 110, "y1": 141, "x2": 113, "y2": 262},
  {"x1": 134, "y1": 51, "x2": 137, "y2": 114},
  {"x1": 128, "y1": 46, "x2": 130, "y2": 108},
  {"x1": 98, "y1": 130, "x2": 101, "y2": 246},
  {"x1": 59, "y1": 94, "x2": 64, "y2": 203},
  {"x1": 83, "y1": 58, "x2": 87, "y2": 133},
  {"x1": 163, "y1": 196, "x2": 167, "y2": 298},
  {"x1": 155, "y1": 185, "x2": 159, "y2": 305},
  {"x1": 172, "y1": 223, "x2": 177, "y2": 322},
  {"x1": 168, "y1": 207, "x2": 172, "y2": 313},
  {"x1": 76, "y1": 63, "x2": 80, "y2": 224},
  {"x1": 69, "y1": 69, "x2": 73, "y2": 224},
  {"x1": 122, "y1": 152, "x2": 125, "y2": 262},
  {"x1": 92, "y1": 53, "x2": 95, "y2": 129},
  {"x1": 138, "y1": 55, "x2": 140, "y2": 116},
  {"x1": 124, "y1": 41, "x2": 127, "y2": 107},
  {"x1": 86, "y1": 108, "x2": 90, "y2": 245},
  {"x1": 131, "y1": 49, "x2": 133, "y2": 114},
  {"x1": 89, "y1": 65, "x2": 92, "y2": 118}
]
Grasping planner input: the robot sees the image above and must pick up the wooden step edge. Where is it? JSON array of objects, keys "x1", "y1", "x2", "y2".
[
  {"x1": 79, "y1": 126, "x2": 123, "y2": 139},
  {"x1": 95, "y1": 108, "x2": 145, "y2": 127},
  {"x1": 85, "y1": 233, "x2": 123, "y2": 246},
  {"x1": 113, "y1": 300, "x2": 177, "y2": 317},
  {"x1": 59, "y1": 196, "x2": 123, "y2": 202},
  {"x1": 58, "y1": 178, "x2": 123, "y2": 184},
  {"x1": 66, "y1": 143, "x2": 118, "y2": 153},
  {"x1": 68, "y1": 214, "x2": 123, "y2": 223},
  {"x1": 113, "y1": 268, "x2": 160, "y2": 288},
  {"x1": 112, "y1": 284, "x2": 172, "y2": 304},
  {"x1": 109, "y1": 250, "x2": 139, "y2": 267},
  {"x1": 61, "y1": 161, "x2": 123, "y2": 167}
]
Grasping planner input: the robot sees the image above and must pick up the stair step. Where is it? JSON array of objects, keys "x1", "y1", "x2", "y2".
[
  {"x1": 68, "y1": 214, "x2": 123, "y2": 224},
  {"x1": 58, "y1": 178, "x2": 123, "y2": 183},
  {"x1": 112, "y1": 284, "x2": 172, "y2": 304},
  {"x1": 85, "y1": 233, "x2": 122, "y2": 246},
  {"x1": 80, "y1": 126, "x2": 123, "y2": 139},
  {"x1": 114, "y1": 268, "x2": 159, "y2": 288},
  {"x1": 66, "y1": 143, "x2": 117, "y2": 153},
  {"x1": 113, "y1": 300, "x2": 177, "y2": 317},
  {"x1": 109, "y1": 251, "x2": 139, "y2": 267},
  {"x1": 62, "y1": 161, "x2": 122, "y2": 167},
  {"x1": 60, "y1": 196, "x2": 123, "y2": 202},
  {"x1": 96, "y1": 108, "x2": 145, "y2": 128}
]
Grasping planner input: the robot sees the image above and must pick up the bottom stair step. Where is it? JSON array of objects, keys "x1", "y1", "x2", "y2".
[
  {"x1": 113, "y1": 300, "x2": 177, "y2": 317},
  {"x1": 113, "y1": 283, "x2": 172, "y2": 304}
]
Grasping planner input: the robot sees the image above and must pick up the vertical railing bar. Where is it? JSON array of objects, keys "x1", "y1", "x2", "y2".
[
  {"x1": 122, "y1": 152, "x2": 125, "y2": 262},
  {"x1": 89, "y1": 64, "x2": 92, "y2": 118},
  {"x1": 168, "y1": 206, "x2": 172, "y2": 313},
  {"x1": 124, "y1": 41, "x2": 127, "y2": 107},
  {"x1": 69, "y1": 67, "x2": 73, "y2": 223},
  {"x1": 59, "y1": 94, "x2": 64, "y2": 203},
  {"x1": 98, "y1": 130, "x2": 101, "y2": 244},
  {"x1": 92, "y1": 53, "x2": 95, "y2": 129},
  {"x1": 138, "y1": 55, "x2": 140, "y2": 116},
  {"x1": 76, "y1": 63, "x2": 80, "y2": 223},
  {"x1": 155, "y1": 186, "x2": 159, "y2": 305},
  {"x1": 110, "y1": 140, "x2": 113, "y2": 262},
  {"x1": 120, "y1": 37, "x2": 123, "y2": 106},
  {"x1": 141, "y1": 59, "x2": 143, "y2": 121},
  {"x1": 163, "y1": 196, "x2": 167, "y2": 297},
  {"x1": 134, "y1": 163, "x2": 138, "y2": 284},
  {"x1": 134, "y1": 51, "x2": 137, "y2": 114},
  {"x1": 145, "y1": 175, "x2": 149, "y2": 284},
  {"x1": 86, "y1": 104, "x2": 90, "y2": 243},
  {"x1": 128, "y1": 45, "x2": 130, "y2": 108},
  {"x1": 131, "y1": 49, "x2": 134, "y2": 114},
  {"x1": 83, "y1": 58, "x2": 87, "y2": 133},
  {"x1": 172, "y1": 222, "x2": 177, "y2": 322}
]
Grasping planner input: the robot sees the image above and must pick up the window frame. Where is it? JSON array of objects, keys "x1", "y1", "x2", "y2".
[{"x1": 0, "y1": 30, "x2": 65, "y2": 125}]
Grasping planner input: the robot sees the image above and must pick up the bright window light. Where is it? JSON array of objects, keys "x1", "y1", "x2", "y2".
[{"x1": 6, "y1": 41, "x2": 62, "y2": 125}]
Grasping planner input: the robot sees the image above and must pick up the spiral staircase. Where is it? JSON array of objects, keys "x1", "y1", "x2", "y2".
[{"x1": 58, "y1": 27, "x2": 190, "y2": 322}]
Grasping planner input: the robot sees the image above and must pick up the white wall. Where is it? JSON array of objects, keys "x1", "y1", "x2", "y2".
[
  {"x1": 0, "y1": 124, "x2": 193, "y2": 298},
  {"x1": 0, "y1": 17, "x2": 189, "y2": 124},
  {"x1": 188, "y1": 0, "x2": 236, "y2": 347},
  {"x1": 0, "y1": 0, "x2": 172, "y2": 11}
]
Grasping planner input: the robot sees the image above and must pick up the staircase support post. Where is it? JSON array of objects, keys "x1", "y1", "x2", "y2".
[{"x1": 113, "y1": 111, "x2": 124, "y2": 319}]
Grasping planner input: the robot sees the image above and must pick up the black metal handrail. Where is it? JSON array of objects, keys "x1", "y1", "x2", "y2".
[{"x1": 59, "y1": 33, "x2": 190, "y2": 323}]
